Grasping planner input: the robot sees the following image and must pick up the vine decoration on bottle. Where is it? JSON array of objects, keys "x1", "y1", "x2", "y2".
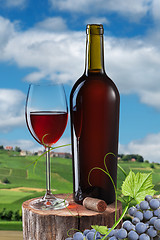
[
  {"x1": 88, "y1": 153, "x2": 156, "y2": 240},
  {"x1": 88, "y1": 152, "x2": 118, "y2": 223}
]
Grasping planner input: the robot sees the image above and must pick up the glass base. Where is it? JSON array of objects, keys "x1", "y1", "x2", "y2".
[{"x1": 29, "y1": 197, "x2": 69, "y2": 210}]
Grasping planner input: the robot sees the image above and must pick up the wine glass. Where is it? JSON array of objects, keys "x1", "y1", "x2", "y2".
[{"x1": 25, "y1": 81, "x2": 69, "y2": 210}]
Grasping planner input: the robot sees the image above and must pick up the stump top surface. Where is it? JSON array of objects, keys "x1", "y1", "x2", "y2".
[{"x1": 22, "y1": 194, "x2": 122, "y2": 217}]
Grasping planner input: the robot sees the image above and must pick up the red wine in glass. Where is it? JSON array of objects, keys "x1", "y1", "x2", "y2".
[
  {"x1": 25, "y1": 82, "x2": 68, "y2": 210},
  {"x1": 30, "y1": 111, "x2": 68, "y2": 146}
]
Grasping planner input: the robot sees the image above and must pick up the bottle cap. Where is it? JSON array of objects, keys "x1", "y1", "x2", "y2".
[{"x1": 86, "y1": 24, "x2": 104, "y2": 35}]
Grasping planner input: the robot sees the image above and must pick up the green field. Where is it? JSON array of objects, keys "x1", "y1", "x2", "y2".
[
  {"x1": 0, "y1": 149, "x2": 73, "y2": 212},
  {"x1": 0, "y1": 149, "x2": 160, "y2": 230}
]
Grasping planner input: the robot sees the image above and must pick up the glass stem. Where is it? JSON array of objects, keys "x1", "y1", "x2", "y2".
[{"x1": 46, "y1": 147, "x2": 51, "y2": 196}]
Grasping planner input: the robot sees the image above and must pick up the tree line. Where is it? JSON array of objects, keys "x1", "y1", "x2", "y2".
[
  {"x1": 0, "y1": 208, "x2": 22, "y2": 221},
  {"x1": 118, "y1": 154, "x2": 144, "y2": 162},
  {"x1": 0, "y1": 145, "x2": 21, "y2": 152},
  {"x1": 0, "y1": 145, "x2": 145, "y2": 162}
]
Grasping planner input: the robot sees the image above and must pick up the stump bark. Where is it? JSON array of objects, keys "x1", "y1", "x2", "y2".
[{"x1": 22, "y1": 194, "x2": 122, "y2": 240}]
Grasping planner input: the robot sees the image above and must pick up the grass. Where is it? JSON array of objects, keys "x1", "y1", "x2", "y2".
[
  {"x1": 0, "y1": 189, "x2": 34, "y2": 204},
  {"x1": 0, "y1": 221, "x2": 22, "y2": 231},
  {"x1": 0, "y1": 150, "x2": 73, "y2": 212}
]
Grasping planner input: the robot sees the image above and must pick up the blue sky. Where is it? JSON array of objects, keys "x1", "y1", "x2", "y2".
[{"x1": 0, "y1": 0, "x2": 160, "y2": 162}]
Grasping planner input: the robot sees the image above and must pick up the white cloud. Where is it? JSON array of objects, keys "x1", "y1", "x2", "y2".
[
  {"x1": 0, "y1": 89, "x2": 25, "y2": 132},
  {"x1": 35, "y1": 17, "x2": 68, "y2": 32},
  {"x1": 23, "y1": 71, "x2": 47, "y2": 82},
  {"x1": 151, "y1": 0, "x2": 160, "y2": 22},
  {"x1": 0, "y1": 0, "x2": 26, "y2": 8},
  {"x1": 139, "y1": 90, "x2": 160, "y2": 109},
  {"x1": 1, "y1": 16, "x2": 160, "y2": 109},
  {"x1": 105, "y1": 37, "x2": 160, "y2": 107},
  {"x1": 107, "y1": 0, "x2": 151, "y2": 20},
  {"x1": 50, "y1": 0, "x2": 151, "y2": 20},
  {"x1": 119, "y1": 132, "x2": 160, "y2": 163},
  {"x1": 0, "y1": 16, "x2": 17, "y2": 54},
  {"x1": 2, "y1": 27, "x2": 85, "y2": 83}
]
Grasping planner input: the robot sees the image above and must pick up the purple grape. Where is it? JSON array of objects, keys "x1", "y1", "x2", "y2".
[
  {"x1": 128, "y1": 207, "x2": 137, "y2": 216},
  {"x1": 147, "y1": 226, "x2": 157, "y2": 237},
  {"x1": 136, "y1": 204, "x2": 140, "y2": 210},
  {"x1": 83, "y1": 229, "x2": 90, "y2": 236},
  {"x1": 139, "y1": 233, "x2": 150, "y2": 240},
  {"x1": 145, "y1": 195, "x2": 153, "y2": 202},
  {"x1": 73, "y1": 232, "x2": 84, "y2": 240},
  {"x1": 122, "y1": 220, "x2": 133, "y2": 231},
  {"x1": 149, "y1": 199, "x2": 160, "y2": 210},
  {"x1": 133, "y1": 210, "x2": 143, "y2": 221},
  {"x1": 115, "y1": 229, "x2": 127, "y2": 239},
  {"x1": 154, "y1": 219, "x2": 160, "y2": 230},
  {"x1": 154, "y1": 209, "x2": 160, "y2": 217},
  {"x1": 132, "y1": 217, "x2": 140, "y2": 225},
  {"x1": 149, "y1": 216, "x2": 158, "y2": 225},
  {"x1": 140, "y1": 201, "x2": 149, "y2": 210},
  {"x1": 108, "y1": 237, "x2": 117, "y2": 240},
  {"x1": 135, "y1": 222, "x2": 147, "y2": 234},
  {"x1": 143, "y1": 210, "x2": 153, "y2": 220},
  {"x1": 128, "y1": 230, "x2": 139, "y2": 240},
  {"x1": 86, "y1": 231, "x2": 95, "y2": 240}
]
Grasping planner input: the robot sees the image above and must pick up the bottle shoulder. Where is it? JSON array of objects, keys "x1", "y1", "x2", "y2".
[{"x1": 70, "y1": 72, "x2": 120, "y2": 99}]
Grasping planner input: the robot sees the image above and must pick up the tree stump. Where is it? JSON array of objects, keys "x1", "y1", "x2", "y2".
[{"x1": 22, "y1": 194, "x2": 122, "y2": 240}]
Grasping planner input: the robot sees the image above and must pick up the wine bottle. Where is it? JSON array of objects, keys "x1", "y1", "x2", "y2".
[{"x1": 70, "y1": 24, "x2": 120, "y2": 204}]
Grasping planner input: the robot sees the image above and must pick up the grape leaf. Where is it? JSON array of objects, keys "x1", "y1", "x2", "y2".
[
  {"x1": 91, "y1": 225, "x2": 108, "y2": 235},
  {"x1": 122, "y1": 170, "x2": 156, "y2": 203}
]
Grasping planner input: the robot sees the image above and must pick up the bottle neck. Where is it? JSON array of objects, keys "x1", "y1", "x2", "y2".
[{"x1": 85, "y1": 28, "x2": 105, "y2": 75}]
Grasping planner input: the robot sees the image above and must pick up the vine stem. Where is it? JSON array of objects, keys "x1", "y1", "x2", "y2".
[
  {"x1": 103, "y1": 152, "x2": 118, "y2": 223},
  {"x1": 88, "y1": 152, "x2": 119, "y2": 223}
]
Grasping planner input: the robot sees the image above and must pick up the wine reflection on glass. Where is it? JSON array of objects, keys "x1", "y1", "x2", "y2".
[{"x1": 25, "y1": 82, "x2": 68, "y2": 210}]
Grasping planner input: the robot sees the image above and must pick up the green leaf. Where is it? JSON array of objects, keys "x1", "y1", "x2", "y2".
[
  {"x1": 91, "y1": 225, "x2": 108, "y2": 235},
  {"x1": 122, "y1": 170, "x2": 156, "y2": 203}
]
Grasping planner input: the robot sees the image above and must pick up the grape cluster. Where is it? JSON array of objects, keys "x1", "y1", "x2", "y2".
[
  {"x1": 124, "y1": 195, "x2": 160, "y2": 240},
  {"x1": 65, "y1": 228, "x2": 101, "y2": 240},
  {"x1": 65, "y1": 195, "x2": 160, "y2": 240}
]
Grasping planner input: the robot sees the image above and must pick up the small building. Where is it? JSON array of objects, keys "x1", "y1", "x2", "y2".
[
  {"x1": 20, "y1": 150, "x2": 27, "y2": 156},
  {"x1": 5, "y1": 146, "x2": 13, "y2": 151},
  {"x1": 131, "y1": 158, "x2": 136, "y2": 162},
  {"x1": 20, "y1": 150, "x2": 33, "y2": 156}
]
